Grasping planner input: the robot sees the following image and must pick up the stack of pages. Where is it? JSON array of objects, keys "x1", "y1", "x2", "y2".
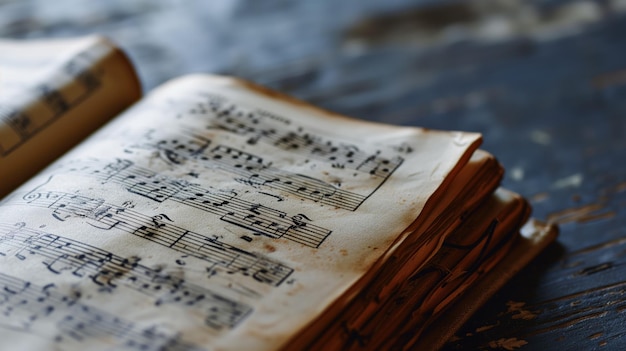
[{"x1": 0, "y1": 35, "x2": 557, "y2": 350}]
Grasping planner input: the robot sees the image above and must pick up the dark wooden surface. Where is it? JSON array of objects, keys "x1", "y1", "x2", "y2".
[{"x1": 2, "y1": 0, "x2": 625, "y2": 349}]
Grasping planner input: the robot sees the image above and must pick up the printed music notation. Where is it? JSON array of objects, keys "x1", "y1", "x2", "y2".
[
  {"x1": 11, "y1": 191, "x2": 294, "y2": 287},
  {"x1": 190, "y1": 93, "x2": 404, "y2": 178},
  {"x1": 147, "y1": 133, "x2": 374, "y2": 211},
  {"x1": 0, "y1": 52, "x2": 102, "y2": 157},
  {"x1": 0, "y1": 222, "x2": 252, "y2": 330},
  {"x1": 0, "y1": 272, "x2": 204, "y2": 351},
  {"x1": 73, "y1": 159, "x2": 332, "y2": 248}
]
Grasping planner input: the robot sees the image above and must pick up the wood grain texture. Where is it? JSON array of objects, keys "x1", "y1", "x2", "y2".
[{"x1": 1, "y1": 0, "x2": 625, "y2": 349}]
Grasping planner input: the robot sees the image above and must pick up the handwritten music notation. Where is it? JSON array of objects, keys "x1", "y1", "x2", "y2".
[
  {"x1": 0, "y1": 272, "x2": 204, "y2": 351},
  {"x1": 74, "y1": 159, "x2": 332, "y2": 248},
  {"x1": 11, "y1": 191, "x2": 293, "y2": 287},
  {"x1": 147, "y1": 133, "x2": 370, "y2": 211},
  {"x1": 0, "y1": 52, "x2": 102, "y2": 157},
  {"x1": 0, "y1": 222, "x2": 252, "y2": 330},
  {"x1": 191, "y1": 93, "x2": 404, "y2": 178}
]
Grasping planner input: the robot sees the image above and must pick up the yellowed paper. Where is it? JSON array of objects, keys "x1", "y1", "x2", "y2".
[
  {"x1": 0, "y1": 75, "x2": 480, "y2": 350},
  {"x1": 0, "y1": 35, "x2": 141, "y2": 197}
]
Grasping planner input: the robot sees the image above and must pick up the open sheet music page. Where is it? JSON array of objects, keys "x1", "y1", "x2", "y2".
[
  {"x1": 0, "y1": 75, "x2": 480, "y2": 350},
  {"x1": 0, "y1": 36, "x2": 140, "y2": 197}
]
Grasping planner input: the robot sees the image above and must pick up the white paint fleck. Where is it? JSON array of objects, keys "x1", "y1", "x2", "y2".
[
  {"x1": 553, "y1": 173, "x2": 584, "y2": 189},
  {"x1": 530, "y1": 130, "x2": 551, "y2": 145},
  {"x1": 342, "y1": 39, "x2": 368, "y2": 56},
  {"x1": 477, "y1": 15, "x2": 515, "y2": 41},
  {"x1": 543, "y1": 2, "x2": 600, "y2": 40},
  {"x1": 610, "y1": 0, "x2": 626, "y2": 13},
  {"x1": 364, "y1": 0, "x2": 612, "y2": 47},
  {"x1": 511, "y1": 167, "x2": 524, "y2": 181}
]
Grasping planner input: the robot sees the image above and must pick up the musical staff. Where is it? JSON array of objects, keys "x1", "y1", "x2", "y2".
[
  {"x1": 150, "y1": 134, "x2": 369, "y2": 211},
  {"x1": 0, "y1": 272, "x2": 204, "y2": 351},
  {"x1": 0, "y1": 53, "x2": 102, "y2": 157},
  {"x1": 0, "y1": 222, "x2": 252, "y2": 330},
  {"x1": 77, "y1": 159, "x2": 332, "y2": 248},
  {"x1": 194, "y1": 93, "x2": 404, "y2": 178},
  {"x1": 11, "y1": 191, "x2": 294, "y2": 287}
]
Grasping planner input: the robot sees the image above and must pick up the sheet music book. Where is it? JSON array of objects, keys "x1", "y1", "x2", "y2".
[{"x1": 0, "y1": 35, "x2": 557, "y2": 350}]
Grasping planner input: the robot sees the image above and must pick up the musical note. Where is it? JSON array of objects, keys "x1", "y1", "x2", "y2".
[
  {"x1": 38, "y1": 84, "x2": 69, "y2": 116},
  {"x1": 150, "y1": 136, "x2": 368, "y2": 211},
  {"x1": 9, "y1": 192, "x2": 294, "y2": 287},
  {"x1": 189, "y1": 93, "x2": 404, "y2": 178},
  {"x1": 71, "y1": 159, "x2": 333, "y2": 248},
  {"x1": 0, "y1": 272, "x2": 204, "y2": 350},
  {"x1": 132, "y1": 123, "x2": 393, "y2": 211},
  {"x1": 0, "y1": 222, "x2": 253, "y2": 330},
  {"x1": 2, "y1": 110, "x2": 32, "y2": 137},
  {"x1": 0, "y1": 54, "x2": 102, "y2": 157}
]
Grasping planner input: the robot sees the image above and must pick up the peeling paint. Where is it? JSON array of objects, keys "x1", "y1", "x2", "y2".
[
  {"x1": 506, "y1": 301, "x2": 538, "y2": 320},
  {"x1": 487, "y1": 337, "x2": 528, "y2": 350},
  {"x1": 552, "y1": 174, "x2": 583, "y2": 189},
  {"x1": 548, "y1": 203, "x2": 615, "y2": 224},
  {"x1": 530, "y1": 130, "x2": 551, "y2": 145}
]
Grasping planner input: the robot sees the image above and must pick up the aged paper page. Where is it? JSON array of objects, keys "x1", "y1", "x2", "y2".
[
  {"x1": 0, "y1": 75, "x2": 480, "y2": 350},
  {"x1": 0, "y1": 35, "x2": 141, "y2": 197},
  {"x1": 306, "y1": 149, "x2": 505, "y2": 349}
]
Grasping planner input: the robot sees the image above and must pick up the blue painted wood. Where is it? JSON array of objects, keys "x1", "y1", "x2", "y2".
[{"x1": 2, "y1": 0, "x2": 625, "y2": 349}]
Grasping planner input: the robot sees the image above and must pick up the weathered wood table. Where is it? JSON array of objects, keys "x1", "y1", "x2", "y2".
[{"x1": 2, "y1": 0, "x2": 625, "y2": 349}]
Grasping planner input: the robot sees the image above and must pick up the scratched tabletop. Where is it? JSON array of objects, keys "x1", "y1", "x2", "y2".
[{"x1": 1, "y1": 0, "x2": 625, "y2": 349}]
